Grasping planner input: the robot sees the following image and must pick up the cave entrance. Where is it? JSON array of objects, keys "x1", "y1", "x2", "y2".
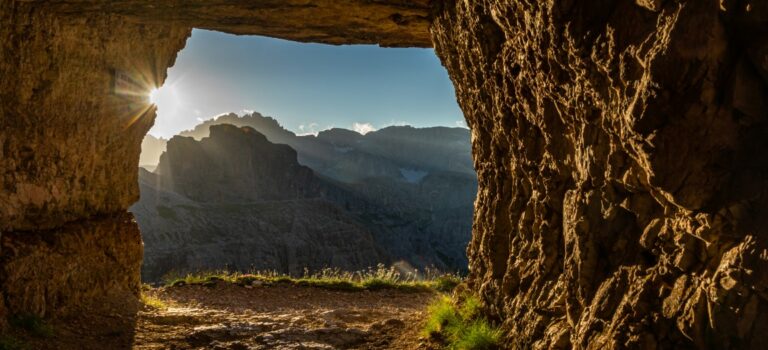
[{"x1": 130, "y1": 29, "x2": 477, "y2": 284}]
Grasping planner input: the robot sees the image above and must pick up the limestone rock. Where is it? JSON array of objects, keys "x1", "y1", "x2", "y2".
[
  {"x1": 21, "y1": 0, "x2": 432, "y2": 47},
  {"x1": 431, "y1": 0, "x2": 768, "y2": 348},
  {"x1": 1, "y1": 213, "x2": 142, "y2": 318}
]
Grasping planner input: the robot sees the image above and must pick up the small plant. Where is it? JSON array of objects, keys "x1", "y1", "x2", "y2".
[
  {"x1": 453, "y1": 320, "x2": 501, "y2": 350},
  {"x1": 141, "y1": 292, "x2": 168, "y2": 309},
  {"x1": 433, "y1": 274, "x2": 462, "y2": 293},
  {"x1": 10, "y1": 314, "x2": 53, "y2": 338},
  {"x1": 422, "y1": 296, "x2": 461, "y2": 338},
  {"x1": 422, "y1": 295, "x2": 501, "y2": 350},
  {"x1": 458, "y1": 294, "x2": 483, "y2": 320}
]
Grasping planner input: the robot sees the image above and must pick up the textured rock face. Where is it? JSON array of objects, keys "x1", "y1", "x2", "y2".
[
  {"x1": 0, "y1": 3, "x2": 189, "y2": 231},
  {"x1": 1, "y1": 213, "x2": 143, "y2": 317},
  {"x1": 16, "y1": 0, "x2": 432, "y2": 47},
  {"x1": 1, "y1": 1, "x2": 188, "y2": 323},
  {"x1": 432, "y1": 0, "x2": 768, "y2": 348}
]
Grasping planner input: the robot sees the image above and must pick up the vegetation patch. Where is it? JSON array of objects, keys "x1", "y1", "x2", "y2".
[
  {"x1": 162, "y1": 265, "x2": 462, "y2": 293},
  {"x1": 422, "y1": 294, "x2": 501, "y2": 350},
  {"x1": 141, "y1": 292, "x2": 168, "y2": 309}
]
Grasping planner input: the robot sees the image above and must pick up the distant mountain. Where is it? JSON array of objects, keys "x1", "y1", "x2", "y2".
[
  {"x1": 132, "y1": 125, "x2": 384, "y2": 282},
  {"x1": 133, "y1": 112, "x2": 477, "y2": 281},
  {"x1": 156, "y1": 125, "x2": 321, "y2": 202},
  {"x1": 141, "y1": 112, "x2": 475, "y2": 182}
]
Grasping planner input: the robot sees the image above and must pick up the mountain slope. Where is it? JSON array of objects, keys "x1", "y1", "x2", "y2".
[
  {"x1": 132, "y1": 125, "x2": 385, "y2": 282},
  {"x1": 134, "y1": 113, "x2": 477, "y2": 278}
]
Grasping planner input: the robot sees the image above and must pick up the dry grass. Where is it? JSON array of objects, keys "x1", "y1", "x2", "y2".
[
  {"x1": 162, "y1": 264, "x2": 462, "y2": 293},
  {"x1": 140, "y1": 292, "x2": 168, "y2": 309}
]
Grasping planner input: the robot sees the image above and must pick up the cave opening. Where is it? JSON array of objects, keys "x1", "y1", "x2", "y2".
[{"x1": 131, "y1": 29, "x2": 477, "y2": 284}]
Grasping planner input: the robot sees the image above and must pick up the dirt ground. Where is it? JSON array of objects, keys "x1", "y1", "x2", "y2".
[{"x1": 15, "y1": 282, "x2": 438, "y2": 349}]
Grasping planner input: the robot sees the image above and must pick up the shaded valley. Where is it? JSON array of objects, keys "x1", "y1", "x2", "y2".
[{"x1": 132, "y1": 113, "x2": 476, "y2": 282}]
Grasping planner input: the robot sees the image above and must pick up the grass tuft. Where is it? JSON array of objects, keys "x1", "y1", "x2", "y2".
[
  {"x1": 422, "y1": 294, "x2": 501, "y2": 350},
  {"x1": 140, "y1": 292, "x2": 168, "y2": 309},
  {"x1": 453, "y1": 320, "x2": 501, "y2": 350},
  {"x1": 161, "y1": 264, "x2": 463, "y2": 293},
  {"x1": 422, "y1": 295, "x2": 461, "y2": 339},
  {"x1": 433, "y1": 274, "x2": 462, "y2": 293}
]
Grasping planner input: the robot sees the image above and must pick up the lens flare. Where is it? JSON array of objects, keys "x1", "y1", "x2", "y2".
[{"x1": 149, "y1": 88, "x2": 160, "y2": 104}]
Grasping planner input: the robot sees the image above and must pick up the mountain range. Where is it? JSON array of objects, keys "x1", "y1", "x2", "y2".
[{"x1": 131, "y1": 112, "x2": 476, "y2": 282}]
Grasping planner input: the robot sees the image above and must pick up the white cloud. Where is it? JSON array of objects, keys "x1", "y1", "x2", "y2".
[
  {"x1": 455, "y1": 120, "x2": 468, "y2": 128},
  {"x1": 296, "y1": 122, "x2": 328, "y2": 137},
  {"x1": 353, "y1": 122, "x2": 376, "y2": 135}
]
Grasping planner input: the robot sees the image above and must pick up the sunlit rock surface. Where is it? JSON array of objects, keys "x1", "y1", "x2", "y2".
[
  {"x1": 12, "y1": 0, "x2": 432, "y2": 47},
  {"x1": 432, "y1": 0, "x2": 768, "y2": 348},
  {"x1": 1, "y1": 1, "x2": 188, "y2": 324}
]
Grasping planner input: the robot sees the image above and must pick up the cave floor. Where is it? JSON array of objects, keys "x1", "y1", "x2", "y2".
[{"x1": 19, "y1": 283, "x2": 437, "y2": 349}]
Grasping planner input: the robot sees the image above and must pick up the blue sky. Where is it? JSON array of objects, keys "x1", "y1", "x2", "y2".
[{"x1": 149, "y1": 29, "x2": 465, "y2": 138}]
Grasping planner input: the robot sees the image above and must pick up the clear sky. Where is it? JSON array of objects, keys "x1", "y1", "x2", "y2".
[{"x1": 148, "y1": 29, "x2": 465, "y2": 138}]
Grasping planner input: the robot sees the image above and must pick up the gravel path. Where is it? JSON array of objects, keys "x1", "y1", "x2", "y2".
[{"x1": 133, "y1": 282, "x2": 436, "y2": 349}]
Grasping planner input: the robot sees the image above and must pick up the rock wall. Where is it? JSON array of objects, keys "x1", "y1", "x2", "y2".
[
  {"x1": 0, "y1": 1, "x2": 189, "y2": 321},
  {"x1": 431, "y1": 0, "x2": 768, "y2": 348},
  {"x1": 1, "y1": 2, "x2": 190, "y2": 232},
  {"x1": 1, "y1": 213, "x2": 143, "y2": 318},
  {"x1": 14, "y1": 0, "x2": 432, "y2": 47}
]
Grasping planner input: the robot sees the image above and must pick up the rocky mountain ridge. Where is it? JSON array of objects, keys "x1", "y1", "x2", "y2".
[
  {"x1": 132, "y1": 121, "x2": 476, "y2": 281},
  {"x1": 141, "y1": 112, "x2": 475, "y2": 182}
]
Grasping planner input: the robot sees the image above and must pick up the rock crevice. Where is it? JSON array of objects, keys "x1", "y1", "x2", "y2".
[{"x1": 431, "y1": 0, "x2": 768, "y2": 348}]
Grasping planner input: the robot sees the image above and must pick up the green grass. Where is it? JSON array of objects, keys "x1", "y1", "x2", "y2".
[
  {"x1": 140, "y1": 292, "x2": 168, "y2": 309},
  {"x1": 9, "y1": 314, "x2": 53, "y2": 338},
  {"x1": 433, "y1": 274, "x2": 462, "y2": 293},
  {"x1": 162, "y1": 264, "x2": 463, "y2": 293},
  {"x1": 422, "y1": 295, "x2": 501, "y2": 350}
]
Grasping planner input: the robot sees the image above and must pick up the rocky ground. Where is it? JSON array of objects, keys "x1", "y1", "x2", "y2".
[{"x1": 13, "y1": 282, "x2": 436, "y2": 349}]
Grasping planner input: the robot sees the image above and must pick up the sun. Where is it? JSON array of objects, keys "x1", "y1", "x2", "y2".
[{"x1": 149, "y1": 88, "x2": 160, "y2": 104}]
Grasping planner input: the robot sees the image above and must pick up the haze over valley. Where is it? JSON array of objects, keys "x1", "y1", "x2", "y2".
[{"x1": 132, "y1": 112, "x2": 476, "y2": 282}]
